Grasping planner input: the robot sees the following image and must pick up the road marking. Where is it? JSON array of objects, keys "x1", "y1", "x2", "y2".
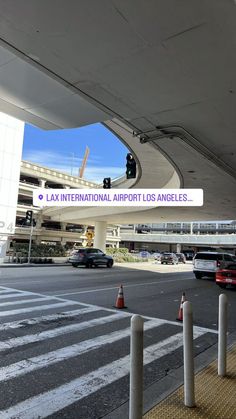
[
  {"x1": 0, "y1": 296, "x2": 51, "y2": 307},
  {"x1": 0, "y1": 292, "x2": 32, "y2": 300},
  {"x1": 0, "y1": 319, "x2": 163, "y2": 382},
  {"x1": 0, "y1": 301, "x2": 78, "y2": 317},
  {"x1": 0, "y1": 306, "x2": 101, "y2": 331},
  {"x1": 52, "y1": 277, "x2": 194, "y2": 297},
  {"x1": 0, "y1": 289, "x2": 27, "y2": 295},
  {"x1": 0, "y1": 313, "x2": 127, "y2": 352},
  {"x1": 0, "y1": 286, "x2": 218, "y2": 335},
  {"x1": 1, "y1": 329, "x2": 205, "y2": 418}
]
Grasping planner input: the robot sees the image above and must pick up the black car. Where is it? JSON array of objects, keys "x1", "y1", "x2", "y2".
[
  {"x1": 68, "y1": 248, "x2": 114, "y2": 268},
  {"x1": 136, "y1": 224, "x2": 151, "y2": 234},
  {"x1": 160, "y1": 253, "x2": 179, "y2": 265}
]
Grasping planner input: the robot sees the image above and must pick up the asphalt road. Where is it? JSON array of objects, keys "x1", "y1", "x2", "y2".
[{"x1": 0, "y1": 262, "x2": 235, "y2": 418}]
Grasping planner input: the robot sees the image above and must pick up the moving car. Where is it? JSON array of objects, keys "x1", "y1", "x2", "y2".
[
  {"x1": 161, "y1": 253, "x2": 178, "y2": 265},
  {"x1": 193, "y1": 252, "x2": 235, "y2": 279},
  {"x1": 175, "y1": 253, "x2": 186, "y2": 263},
  {"x1": 216, "y1": 264, "x2": 236, "y2": 288},
  {"x1": 68, "y1": 248, "x2": 113, "y2": 268}
]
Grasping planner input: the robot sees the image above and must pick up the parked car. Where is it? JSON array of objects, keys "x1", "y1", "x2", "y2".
[
  {"x1": 175, "y1": 253, "x2": 186, "y2": 263},
  {"x1": 183, "y1": 251, "x2": 195, "y2": 260},
  {"x1": 161, "y1": 253, "x2": 179, "y2": 265},
  {"x1": 216, "y1": 264, "x2": 236, "y2": 288},
  {"x1": 152, "y1": 252, "x2": 162, "y2": 261},
  {"x1": 193, "y1": 252, "x2": 235, "y2": 279},
  {"x1": 68, "y1": 248, "x2": 113, "y2": 268},
  {"x1": 136, "y1": 224, "x2": 151, "y2": 234}
]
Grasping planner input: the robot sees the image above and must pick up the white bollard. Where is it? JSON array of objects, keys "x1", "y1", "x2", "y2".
[
  {"x1": 218, "y1": 293, "x2": 228, "y2": 377},
  {"x1": 183, "y1": 301, "x2": 195, "y2": 407},
  {"x1": 129, "y1": 314, "x2": 144, "y2": 419}
]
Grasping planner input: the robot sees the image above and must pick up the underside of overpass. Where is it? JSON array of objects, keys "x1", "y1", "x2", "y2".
[{"x1": 0, "y1": 0, "x2": 236, "y2": 225}]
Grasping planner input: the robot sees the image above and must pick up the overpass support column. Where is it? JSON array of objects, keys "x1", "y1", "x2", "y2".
[
  {"x1": 0, "y1": 237, "x2": 8, "y2": 263},
  {"x1": 94, "y1": 221, "x2": 107, "y2": 252},
  {"x1": 190, "y1": 223, "x2": 193, "y2": 235},
  {"x1": 176, "y1": 243, "x2": 181, "y2": 253}
]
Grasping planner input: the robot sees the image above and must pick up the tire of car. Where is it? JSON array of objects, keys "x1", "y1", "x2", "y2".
[
  {"x1": 86, "y1": 260, "x2": 93, "y2": 268},
  {"x1": 107, "y1": 260, "x2": 113, "y2": 268},
  {"x1": 194, "y1": 272, "x2": 202, "y2": 279},
  {"x1": 72, "y1": 263, "x2": 78, "y2": 267}
]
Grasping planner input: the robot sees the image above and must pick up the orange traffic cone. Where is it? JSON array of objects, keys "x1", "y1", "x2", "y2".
[
  {"x1": 176, "y1": 292, "x2": 186, "y2": 321},
  {"x1": 115, "y1": 284, "x2": 126, "y2": 309}
]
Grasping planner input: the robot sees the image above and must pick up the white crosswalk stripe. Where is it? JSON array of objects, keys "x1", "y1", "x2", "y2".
[
  {"x1": 0, "y1": 300, "x2": 78, "y2": 317},
  {"x1": 0, "y1": 319, "x2": 161, "y2": 382},
  {"x1": 0, "y1": 292, "x2": 32, "y2": 300},
  {"x1": 0, "y1": 306, "x2": 101, "y2": 331},
  {"x1": 0, "y1": 286, "x2": 217, "y2": 418},
  {"x1": 0, "y1": 296, "x2": 51, "y2": 307},
  {"x1": 0, "y1": 330, "x2": 205, "y2": 419},
  {"x1": 0, "y1": 312, "x2": 127, "y2": 352}
]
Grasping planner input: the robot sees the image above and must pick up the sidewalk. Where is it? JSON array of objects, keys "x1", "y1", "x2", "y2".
[{"x1": 144, "y1": 343, "x2": 236, "y2": 419}]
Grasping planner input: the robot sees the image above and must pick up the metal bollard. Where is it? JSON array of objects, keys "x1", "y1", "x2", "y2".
[
  {"x1": 183, "y1": 301, "x2": 195, "y2": 407},
  {"x1": 129, "y1": 314, "x2": 144, "y2": 419},
  {"x1": 218, "y1": 293, "x2": 228, "y2": 377}
]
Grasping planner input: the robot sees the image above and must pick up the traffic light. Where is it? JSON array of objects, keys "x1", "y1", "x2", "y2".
[
  {"x1": 126, "y1": 153, "x2": 136, "y2": 179},
  {"x1": 103, "y1": 177, "x2": 111, "y2": 189},
  {"x1": 25, "y1": 210, "x2": 33, "y2": 225}
]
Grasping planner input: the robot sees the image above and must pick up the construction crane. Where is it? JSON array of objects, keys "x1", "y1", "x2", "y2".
[{"x1": 79, "y1": 146, "x2": 90, "y2": 178}]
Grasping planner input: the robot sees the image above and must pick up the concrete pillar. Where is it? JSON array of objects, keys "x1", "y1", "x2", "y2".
[
  {"x1": 39, "y1": 179, "x2": 46, "y2": 188},
  {"x1": 35, "y1": 237, "x2": 41, "y2": 245},
  {"x1": 0, "y1": 237, "x2": 8, "y2": 263},
  {"x1": 94, "y1": 221, "x2": 107, "y2": 252},
  {"x1": 36, "y1": 211, "x2": 43, "y2": 229},
  {"x1": 190, "y1": 223, "x2": 193, "y2": 235},
  {"x1": 61, "y1": 222, "x2": 67, "y2": 231},
  {"x1": 176, "y1": 243, "x2": 181, "y2": 253}
]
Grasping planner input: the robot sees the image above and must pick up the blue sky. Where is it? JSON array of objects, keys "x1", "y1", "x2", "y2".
[{"x1": 22, "y1": 123, "x2": 128, "y2": 182}]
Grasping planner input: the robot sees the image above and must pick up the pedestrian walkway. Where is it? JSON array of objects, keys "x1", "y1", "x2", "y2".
[
  {"x1": 144, "y1": 344, "x2": 236, "y2": 419},
  {"x1": 0, "y1": 285, "x2": 218, "y2": 418}
]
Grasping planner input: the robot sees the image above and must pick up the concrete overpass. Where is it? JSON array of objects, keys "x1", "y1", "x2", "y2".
[
  {"x1": 120, "y1": 232, "x2": 236, "y2": 249},
  {"x1": 1, "y1": 1, "x2": 236, "y2": 250}
]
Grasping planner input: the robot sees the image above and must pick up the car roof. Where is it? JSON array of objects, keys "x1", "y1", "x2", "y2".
[{"x1": 195, "y1": 251, "x2": 233, "y2": 255}]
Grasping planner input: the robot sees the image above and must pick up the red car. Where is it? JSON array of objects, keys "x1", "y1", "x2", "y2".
[{"x1": 216, "y1": 264, "x2": 236, "y2": 288}]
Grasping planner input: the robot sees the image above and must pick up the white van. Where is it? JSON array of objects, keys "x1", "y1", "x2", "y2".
[{"x1": 193, "y1": 252, "x2": 235, "y2": 279}]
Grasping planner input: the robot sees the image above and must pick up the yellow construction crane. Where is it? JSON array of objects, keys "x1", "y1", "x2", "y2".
[{"x1": 79, "y1": 146, "x2": 90, "y2": 178}]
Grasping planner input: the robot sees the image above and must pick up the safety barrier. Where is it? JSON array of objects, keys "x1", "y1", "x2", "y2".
[{"x1": 129, "y1": 293, "x2": 229, "y2": 417}]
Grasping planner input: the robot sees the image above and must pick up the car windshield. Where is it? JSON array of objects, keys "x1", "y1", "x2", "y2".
[{"x1": 194, "y1": 253, "x2": 223, "y2": 260}]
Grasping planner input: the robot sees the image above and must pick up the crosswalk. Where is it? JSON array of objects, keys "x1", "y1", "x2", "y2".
[{"x1": 0, "y1": 286, "x2": 217, "y2": 418}]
